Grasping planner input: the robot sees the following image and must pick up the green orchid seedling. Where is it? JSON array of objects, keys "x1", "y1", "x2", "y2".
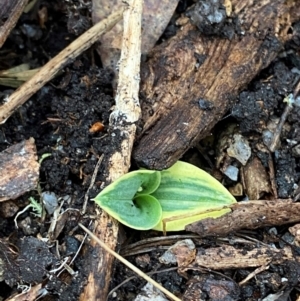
[
  {"x1": 95, "y1": 170, "x2": 162, "y2": 230},
  {"x1": 94, "y1": 161, "x2": 236, "y2": 232}
]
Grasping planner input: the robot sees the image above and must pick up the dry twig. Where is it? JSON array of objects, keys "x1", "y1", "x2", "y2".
[
  {"x1": 0, "y1": 9, "x2": 124, "y2": 124},
  {"x1": 79, "y1": 1, "x2": 143, "y2": 300},
  {"x1": 79, "y1": 223, "x2": 181, "y2": 301},
  {"x1": 0, "y1": 0, "x2": 29, "y2": 48}
]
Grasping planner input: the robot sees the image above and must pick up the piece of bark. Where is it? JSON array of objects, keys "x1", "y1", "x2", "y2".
[
  {"x1": 79, "y1": 1, "x2": 142, "y2": 301},
  {"x1": 185, "y1": 199, "x2": 300, "y2": 237},
  {"x1": 183, "y1": 275, "x2": 240, "y2": 301},
  {"x1": 133, "y1": 0, "x2": 299, "y2": 170},
  {"x1": 241, "y1": 156, "x2": 271, "y2": 200},
  {"x1": 0, "y1": 0, "x2": 29, "y2": 48},
  {"x1": 0, "y1": 138, "x2": 39, "y2": 202},
  {"x1": 185, "y1": 244, "x2": 296, "y2": 270}
]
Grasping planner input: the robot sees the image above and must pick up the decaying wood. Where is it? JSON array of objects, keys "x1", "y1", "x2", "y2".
[
  {"x1": 0, "y1": 138, "x2": 39, "y2": 202},
  {"x1": 79, "y1": 1, "x2": 142, "y2": 301},
  {"x1": 0, "y1": 0, "x2": 28, "y2": 48},
  {"x1": 185, "y1": 244, "x2": 297, "y2": 270},
  {"x1": 186, "y1": 199, "x2": 300, "y2": 237},
  {"x1": 133, "y1": 0, "x2": 300, "y2": 170},
  {"x1": 0, "y1": 9, "x2": 124, "y2": 124}
]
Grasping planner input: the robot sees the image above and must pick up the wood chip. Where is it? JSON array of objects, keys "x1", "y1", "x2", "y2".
[
  {"x1": 241, "y1": 156, "x2": 271, "y2": 200},
  {"x1": 0, "y1": 138, "x2": 39, "y2": 202},
  {"x1": 186, "y1": 244, "x2": 295, "y2": 270}
]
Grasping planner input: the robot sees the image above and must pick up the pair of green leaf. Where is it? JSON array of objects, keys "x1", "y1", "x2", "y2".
[{"x1": 94, "y1": 161, "x2": 236, "y2": 232}]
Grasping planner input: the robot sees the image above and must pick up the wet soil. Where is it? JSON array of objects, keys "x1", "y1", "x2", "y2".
[{"x1": 0, "y1": 0, "x2": 300, "y2": 300}]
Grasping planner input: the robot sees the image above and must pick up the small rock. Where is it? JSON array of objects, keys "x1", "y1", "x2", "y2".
[
  {"x1": 134, "y1": 283, "x2": 168, "y2": 301},
  {"x1": 227, "y1": 134, "x2": 251, "y2": 165},
  {"x1": 42, "y1": 191, "x2": 58, "y2": 215},
  {"x1": 224, "y1": 165, "x2": 239, "y2": 181},
  {"x1": 135, "y1": 254, "x2": 151, "y2": 268},
  {"x1": 0, "y1": 201, "x2": 19, "y2": 218}
]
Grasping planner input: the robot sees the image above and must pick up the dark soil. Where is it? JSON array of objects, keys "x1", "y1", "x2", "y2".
[{"x1": 0, "y1": 1, "x2": 300, "y2": 300}]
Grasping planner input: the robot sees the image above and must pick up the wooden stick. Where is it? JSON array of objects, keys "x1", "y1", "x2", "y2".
[
  {"x1": 186, "y1": 199, "x2": 300, "y2": 237},
  {"x1": 239, "y1": 264, "x2": 269, "y2": 286},
  {"x1": 79, "y1": 1, "x2": 143, "y2": 300},
  {"x1": 107, "y1": 0, "x2": 142, "y2": 181},
  {"x1": 0, "y1": 8, "x2": 124, "y2": 124}
]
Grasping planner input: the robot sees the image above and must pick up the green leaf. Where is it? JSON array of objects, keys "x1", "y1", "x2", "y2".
[
  {"x1": 94, "y1": 161, "x2": 236, "y2": 232},
  {"x1": 94, "y1": 170, "x2": 162, "y2": 230},
  {"x1": 151, "y1": 161, "x2": 236, "y2": 231}
]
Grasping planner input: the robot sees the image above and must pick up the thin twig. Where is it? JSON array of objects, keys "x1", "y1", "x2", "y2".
[
  {"x1": 0, "y1": 8, "x2": 124, "y2": 124},
  {"x1": 268, "y1": 103, "x2": 293, "y2": 152},
  {"x1": 121, "y1": 234, "x2": 200, "y2": 256},
  {"x1": 239, "y1": 264, "x2": 269, "y2": 285},
  {"x1": 268, "y1": 152, "x2": 278, "y2": 198},
  {"x1": 107, "y1": 267, "x2": 179, "y2": 300},
  {"x1": 82, "y1": 154, "x2": 104, "y2": 214},
  {"x1": 79, "y1": 223, "x2": 182, "y2": 301},
  {"x1": 0, "y1": 0, "x2": 29, "y2": 48},
  {"x1": 57, "y1": 230, "x2": 88, "y2": 277},
  {"x1": 268, "y1": 79, "x2": 300, "y2": 152}
]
